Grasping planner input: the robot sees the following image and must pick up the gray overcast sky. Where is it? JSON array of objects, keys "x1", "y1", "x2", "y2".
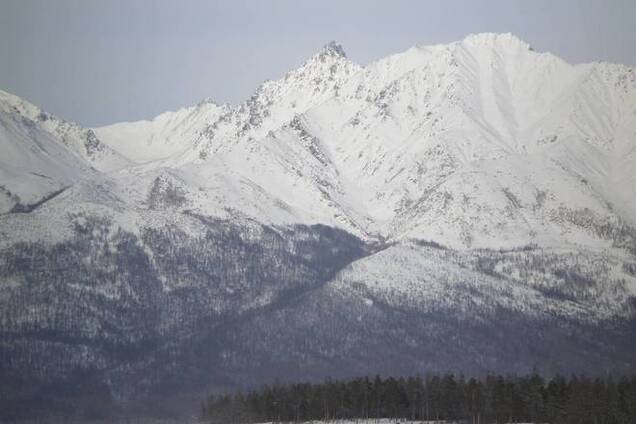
[{"x1": 1, "y1": 0, "x2": 635, "y2": 127}]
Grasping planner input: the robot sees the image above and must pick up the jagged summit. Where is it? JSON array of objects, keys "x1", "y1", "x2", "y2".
[
  {"x1": 298, "y1": 40, "x2": 352, "y2": 71},
  {"x1": 303, "y1": 40, "x2": 350, "y2": 68},
  {"x1": 320, "y1": 40, "x2": 347, "y2": 58}
]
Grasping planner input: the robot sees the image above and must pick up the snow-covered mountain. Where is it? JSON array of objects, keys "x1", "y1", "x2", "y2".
[
  {"x1": 0, "y1": 89, "x2": 130, "y2": 214},
  {"x1": 1, "y1": 33, "x2": 635, "y2": 420},
  {"x1": 89, "y1": 33, "x2": 636, "y2": 250}
]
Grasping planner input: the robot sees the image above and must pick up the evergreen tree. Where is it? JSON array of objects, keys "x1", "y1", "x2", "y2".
[{"x1": 202, "y1": 373, "x2": 636, "y2": 424}]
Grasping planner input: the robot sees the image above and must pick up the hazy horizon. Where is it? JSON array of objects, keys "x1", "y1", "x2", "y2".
[{"x1": 1, "y1": 0, "x2": 635, "y2": 127}]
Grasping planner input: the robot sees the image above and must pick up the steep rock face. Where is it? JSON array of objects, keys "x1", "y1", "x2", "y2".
[{"x1": 0, "y1": 34, "x2": 636, "y2": 419}]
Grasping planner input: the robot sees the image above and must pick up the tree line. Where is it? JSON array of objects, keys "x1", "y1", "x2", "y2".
[{"x1": 202, "y1": 374, "x2": 636, "y2": 424}]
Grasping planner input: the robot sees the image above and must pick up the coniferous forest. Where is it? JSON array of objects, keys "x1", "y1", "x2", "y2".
[{"x1": 202, "y1": 374, "x2": 636, "y2": 424}]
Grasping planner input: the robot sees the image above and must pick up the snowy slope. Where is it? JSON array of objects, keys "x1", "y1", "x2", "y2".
[
  {"x1": 0, "y1": 92, "x2": 92, "y2": 213},
  {"x1": 0, "y1": 90, "x2": 132, "y2": 214},
  {"x1": 0, "y1": 90, "x2": 130, "y2": 172},
  {"x1": 93, "y1": 99, "x2": 226, "y2": 163}
]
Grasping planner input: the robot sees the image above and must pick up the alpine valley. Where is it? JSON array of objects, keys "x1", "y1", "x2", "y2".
[{"x1": 1, "y1": 33, "x2": 635, "y2": 420}]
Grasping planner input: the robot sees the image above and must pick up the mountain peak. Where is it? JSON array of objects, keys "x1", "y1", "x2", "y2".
[
  {"x1": 317, "y1": 40, "x2": 347, "y2": 59},
  {"x1": 296, "y1": 41, "x2": 350, "y2": 73},
  {"x1": 462, "y1": 32, "x2": 532, "y2": 51}
]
